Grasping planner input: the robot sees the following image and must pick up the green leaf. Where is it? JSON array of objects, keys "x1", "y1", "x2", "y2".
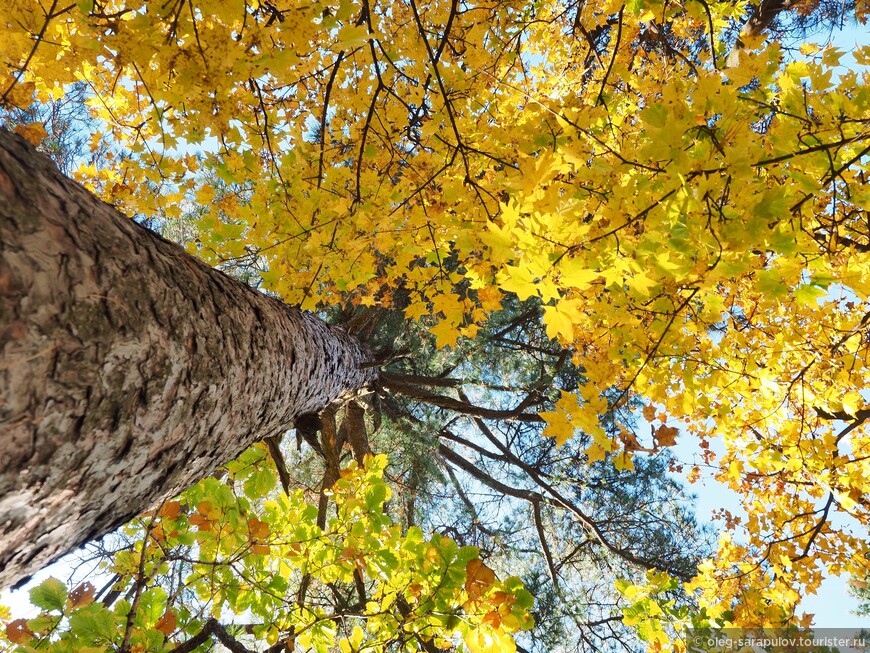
[
  {"x1": 811, "y1": 272, "x2": 836, "y2": 288},
  {"x1": 245, "y1": 468, "x2": 277, "y2": 497},
  {"x1": 794, "y1": 283, "x2": 825, "y2": 306},
  {"x1": 756, "y1": 269, "x2": 787, "y2": 298},
  {"x1": 69, "y1": 604, "x2": 117, "y2": 643},
  {"x1": 641, "y1": 103, "x2": 668, "y2": 129},
  {"x1": 513, "y1": 587, "x2": 534, "y2": 610},
  {"x1": 769, "y1": 228, "x2": 797, "y2": 254},
  {"x1": 27, "y1": 613, "x2": 62, "y2": 635},
  {"x1": 375, "y1": 550, "x2": 399, "y2": 575},
  {"x1": 177, "y1": 530, "x2": 196, "y2": 546},
  {"x1": 365, "y1": 482, "x2": 388, "y2": 510},
  {"x1": 138, "y1": 586, "x2": 167, "y2": 624},
  {"x1": 29, "y1": 577, "x2": 68, "y2": 612},
  {"x1": 458, "y1": 545, "x2": 480, "y2": 563}
]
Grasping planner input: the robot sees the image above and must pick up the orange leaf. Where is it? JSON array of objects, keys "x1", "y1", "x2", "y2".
[
  {"x1": 247, "y1": 517, "x2": 270, "y2": 541},
  {"x1": 489, "y1": 591, "x2": 512, "y2": 606},
  {"x1": 150, "y1": 523, "x2": 165, "y2": 542},
  {"x1": 466, "y1": 559, "x2": 496, "y2": 600},
  {"x1": 6, "y1": 619, "x2": 33, "y2": 644},
  {"x1": 653, "y1": 425, "x2": 679, "y2": 447},
  {"x1": 68, "y1": 581, "x2": 96, "y2": 608},
  {"x1": 482, "y1": 609, "x2": 501, "y2": 628},
  {"x1": 13, "y1": 121, "x2": 48, "y2": 146},
  {"x1": 155, "y1": 609, "x2": 177, "y2": 635},
  {"x1": 619, "y1": 428, "x2": 644, "y2": 452},
  {"x1": 338, "y1": 546, "x2": 357, "y2": 562},
  {"x1": 160, "y1": 501, "x2": 182, "y2": 519}
]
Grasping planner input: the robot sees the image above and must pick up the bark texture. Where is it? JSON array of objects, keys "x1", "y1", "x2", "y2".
[{"x1": 0, "y1": 130, "x2": 378, "y2": 588}]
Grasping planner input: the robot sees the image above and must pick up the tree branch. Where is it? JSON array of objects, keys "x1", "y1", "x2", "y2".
[
  {"x1": 380, "y1": 370, "x2": 462, "y2": 388},
  {"x1": 463, "y1": 415, "x2": 693, "y2": 581},
  {"x1": 791, "y1": 493, "x2": 835, "y2": 562},
  {"x1": 439, "y1": 443, "x2": 548, "y2": 504},
  {"x1": 532, "y1": 500, "x2": 560, "y2": 591},
  {"x1": 442, "y1": 459, "x2": 497, "y2": 537},
  {"x1": 170, "y1": 617, "x2": 290, "y2": 653},
  {"x1": 317, "y1": 51, "x2": 346, "y2": 189},
  {"x1": 379, "y1": 376, "x2": 543, "y2": 422},
  {"x1": 264, "y1": 435, "x2": 292, "y2": 495}
]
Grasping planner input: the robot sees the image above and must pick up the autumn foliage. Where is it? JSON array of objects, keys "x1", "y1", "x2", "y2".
[{"x1": 2, "y1": 0, "x2": 870, "y2": 649}]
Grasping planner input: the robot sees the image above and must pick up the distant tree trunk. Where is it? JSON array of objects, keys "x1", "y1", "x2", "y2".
[{"x1": 0, "y1": 130, "x2": 378, "y2": 589}]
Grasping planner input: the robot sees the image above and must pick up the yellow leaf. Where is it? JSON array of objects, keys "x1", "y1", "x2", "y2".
[
  {"x1": 541, "y1": 409, "x2": 574, "y2": 445},
  {"x1": 480, "y1": 212, "x2": 516, "y2": 257},
  {"x1": 336, "y1": 24, "x2": 370, "y2": 48},
  {"x1": 614, "y1": 451, "x2": 634, "y2": 471},
  {"x1": 543, "y1": 299, "x2": 581, "y2": 341},
  {"x1": 2, "y1": 79, "x2": 35, "y2": 108},
  {"x1": 841, "y1": 390, "x2": 862, "y2": 417},
  {"x1": 498, "y1": 265, "x2": 540, "y2": 301},
  {"x1": 558, "y1": 257, "x2": 598, "y2": 290},
  {"x1": 404, "y1": 300, "x2": 429, "y2": 321},
  {"x1": 13, "y1": 121, "x2": 48, "y2": 146},
  {"x1": 540, "y1": 391, "x2": 582, "y2": 445},
  {"x1": 626, "y1": 272, "x2": 658, "y2": 298},
  {"x1": 430, "y1": 319, "x2": 460, "y2": 348},
  {"x1": 466, "y1": 559, "x2": 497, "y2": 600},
  {"x1": 584, "y1": 443, "x2": 607, "y2": 463},
  {"x1": 464, "y1": 628, "x2": 516, "y2": 653}
]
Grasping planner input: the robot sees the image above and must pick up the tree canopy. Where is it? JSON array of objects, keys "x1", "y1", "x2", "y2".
[{"x1": 2, "y1": 0, "x2": 870, "y2": 650}]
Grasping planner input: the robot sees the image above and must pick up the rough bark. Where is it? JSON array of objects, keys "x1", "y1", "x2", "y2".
[{"x1": 0, "y1": 130, "x2": 379, "y2": 588}]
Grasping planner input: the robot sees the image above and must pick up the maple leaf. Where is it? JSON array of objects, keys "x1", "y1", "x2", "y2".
[
  {"x1": 584, "y1": 443, "x2": 607, "y2": 463},
  {"x1": 404, "y1": 299, "x2": 430, "y2": 321},
  {"x1": 558, "y1": 257, "x2": 599, "y2": 290},
  {"x1": 653, "y1": 425, "x2": 679, "y2": 448},
  {"x1": 626, "y1": 272, "x2": 658, "y2": 299},
  {"x1": 543, "y1": 299, "x2": 582, "y2": 342},
  {"x1": 12, "y1": 121, "x2": 47, "y2": 146},
  {"x1": 498, "y1": 265, "x2": 540, "y2": 302},
  {"x1": 618, "y1": 427, "x2": 646, "y2": 452},
  {"x1": 2, "y1": 79, "x2": 34, "y2": 108},
  {"x1": 430, "y1": 318, "x2": 460, "y2": 348}
]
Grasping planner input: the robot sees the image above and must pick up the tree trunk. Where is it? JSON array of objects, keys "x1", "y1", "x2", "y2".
[{"x1": 0, "y1": 130, "x2": 378, "y2": 589}]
